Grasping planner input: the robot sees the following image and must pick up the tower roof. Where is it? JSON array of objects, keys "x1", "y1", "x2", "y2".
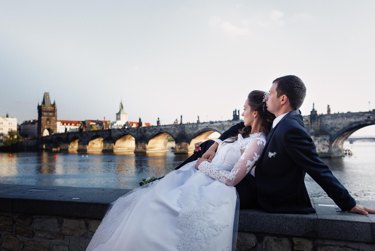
[
  {"x1": 116, "y1": 100, "x2": 127, "y2": 115},
  {"x1": 41, "y1": 92, "x2": 52, "y2": 107}
]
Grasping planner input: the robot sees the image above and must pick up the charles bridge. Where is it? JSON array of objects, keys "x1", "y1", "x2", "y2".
[
  {"x1": 36, "y1": 120, "x2": 241, "y2": 154},
  {"x1": 347, "y1": 136, "x2": 375, "y2": 144},
  {"x1": 27, "y1": 108, "x2": 375, "y2": 157}
]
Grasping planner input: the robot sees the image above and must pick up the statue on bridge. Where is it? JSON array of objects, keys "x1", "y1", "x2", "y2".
[{"x1": 232, "y1": 109, "x2": 240, "y2": 121}]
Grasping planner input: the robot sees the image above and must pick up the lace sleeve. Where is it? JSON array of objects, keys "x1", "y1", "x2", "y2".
[{"x1": 198, "y1": 138, "x2": 266, "y2": 186}]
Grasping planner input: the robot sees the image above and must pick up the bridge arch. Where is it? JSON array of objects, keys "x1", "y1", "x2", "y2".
[
  {"x1": 87, "y1": 135, "x2": 104, "y2": 153},
  {"x1": 42, "y1": 128, "x2": 54, "y2": 137},
  {"x1": 68, "y1": 137, "x2": 80, "y2": 152},
  {"x1": 114, "y1": 134, "x2": 136, "y2": 152},
  {"x1": 146, "y1": 132, "x2": 175, "y2": 152},
  {"x1": 187, "y1": 128, "x2": 222, "y2": 152},
  {"x1": 331, "y1": 120, "x2": 375, "y2": 156}
]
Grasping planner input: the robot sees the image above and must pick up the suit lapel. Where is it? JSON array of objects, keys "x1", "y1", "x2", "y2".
[{"x1": 258, "y1": 110, "x2": 299, "y2": 163}]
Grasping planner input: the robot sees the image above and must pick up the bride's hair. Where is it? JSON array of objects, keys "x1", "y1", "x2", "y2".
[{"x1": 239, "y1": 90, "x2": 275, "y2": 138}]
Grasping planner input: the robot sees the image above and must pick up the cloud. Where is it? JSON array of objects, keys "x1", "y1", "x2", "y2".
[
  {"x1": 269, "y1": 10, "x2": 284, "y2": 20},
  {"x1": 221, "y1": 22, "x2": 249, "y2": 36},
  {"x1": 209, "y1": 10, "x2": 285, "y2": 37},
  {"x1": 267, "y1": 10, "x2": 285, "y2": 27},
  {"x1": 209, "y1": 17, "x2": 249, "y2": 36}
]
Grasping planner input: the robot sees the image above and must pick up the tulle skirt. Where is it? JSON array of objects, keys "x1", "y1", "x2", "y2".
[{"x1": 87, "y1": 160, "x2": 239, "y2": 251}]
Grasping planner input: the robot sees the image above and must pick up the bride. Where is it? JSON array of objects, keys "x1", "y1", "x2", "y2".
[{"x1": 87, "y1": 90, "x2": 274, "y2": 251}]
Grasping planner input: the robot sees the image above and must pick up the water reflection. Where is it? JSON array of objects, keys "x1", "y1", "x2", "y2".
[{"x1": 1, "y1": 142, "x2": 374, "y2": 200}]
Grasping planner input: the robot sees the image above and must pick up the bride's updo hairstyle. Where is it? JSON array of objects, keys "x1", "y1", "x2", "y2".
[{"x1": 239, "y1": 90, "x2": 275, "y2": 138}]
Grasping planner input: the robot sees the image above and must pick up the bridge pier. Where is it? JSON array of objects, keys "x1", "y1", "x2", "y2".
[
  {"x1": 59, "y1": 143, "x2": 69, "y2": 152},
  {"x1": 174, "y1": 142, "x2": 189, "y2": 154},
  {"x1": 102, "y1": 142, "x2": 114, "y2": 153},
  {"x1": 77, "y1": 144, "x2": 88, "y2": 153},
  {"x1": 134, "y1": 142, "x2": 147, "y2": 153}
]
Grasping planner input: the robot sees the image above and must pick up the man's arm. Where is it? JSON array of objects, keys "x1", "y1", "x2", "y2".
[
  {"x1": 284, "y1": 126, "x2": 375, "y2": 215},
  {"x1": 218, "y1": 122, "x2": 245, "y2": 142},
  {"x1": 283, "y1": 127, "x2": 355, "y2": 210}
]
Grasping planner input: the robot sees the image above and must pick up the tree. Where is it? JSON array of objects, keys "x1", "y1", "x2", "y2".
[{"x1": 3, "y1": 130, "x2": 23, "y2": 146}]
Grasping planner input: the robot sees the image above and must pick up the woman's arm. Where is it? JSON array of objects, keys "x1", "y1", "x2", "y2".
[{"x1": 197, "y1": 138, "x2": 265, "y2": 186}]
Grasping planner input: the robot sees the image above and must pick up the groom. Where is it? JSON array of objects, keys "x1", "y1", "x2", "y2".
[{"x1": 185, "y1": 75, "x2": 374, "y2": 215}]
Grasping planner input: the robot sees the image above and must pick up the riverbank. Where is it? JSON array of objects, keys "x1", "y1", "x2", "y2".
[{"x1": 1, "y1": 183, "x2": 375, "y2": 251}]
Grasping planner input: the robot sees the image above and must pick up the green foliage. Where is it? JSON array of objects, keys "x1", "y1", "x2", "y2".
[
  {"x1": 89, "y1": 126, "x2": 99, "y2": 131},
  {"x1": 167, "y1": 135, "x2": 174, "y2": 142},
  {"x1": 3, "y1": 130, "x2": 23, "y2": 146},
  {"x1": 140, "y1": 176, "x2": 159, "y2": 186}
]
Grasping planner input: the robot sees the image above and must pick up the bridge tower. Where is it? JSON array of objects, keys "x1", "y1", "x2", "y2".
[{"x1": 37, "y1": 92, "x2": 57, "y2": 138}]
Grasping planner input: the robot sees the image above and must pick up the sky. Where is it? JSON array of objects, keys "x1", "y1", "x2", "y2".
[{"x1": 1, "y1": 0, "x2": 375, "y2": 136}]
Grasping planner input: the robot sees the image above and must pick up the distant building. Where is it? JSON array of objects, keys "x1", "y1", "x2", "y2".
[
  {"x1": 232, "y1": 109, "x2": 240, "y2": 121},
  {"x1": 37, "y1": 92, "x2": 57, "y2": 137},
  {"x1": 57, "y1": 120, "x2": 81, "y2": 133},
  {"x1": 19, "y1": 119, "x2": 38, "y2": 138},
  {"x1": 82, "y1": 120, "x2": 111, "y2": 131},
  {"x1": 0, "y1": 114, "x2": 17, "y2": 146},
  {"x1": 112, "y1": 100, "x2": 128, "y2": 129},
  {"x1": 111, "y1": 100, "x2": 150, "y2": 128}
]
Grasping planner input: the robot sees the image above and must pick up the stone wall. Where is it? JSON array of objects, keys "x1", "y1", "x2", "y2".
[
  {"x1": 1, "y1": 184, "x2": 374, "y2": 251},
  {"x1": 0, "y1": 212, "x2": 99, "y2": 251},
  {"x1": 1, "y1": 212, "x2": 375, "y2": 251}
]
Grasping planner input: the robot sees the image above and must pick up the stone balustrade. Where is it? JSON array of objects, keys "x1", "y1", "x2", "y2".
[{"x1": 1, "y1": 184, "x2": 374, "y2": 251}]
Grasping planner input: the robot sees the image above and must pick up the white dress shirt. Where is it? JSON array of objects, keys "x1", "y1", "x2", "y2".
[{"x1": 272, "y1": 112, "x2": 289, "y2": 129}]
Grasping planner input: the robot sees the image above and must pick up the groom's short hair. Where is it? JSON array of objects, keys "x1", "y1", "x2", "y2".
[{"x1": 273, "y1": 75, "x2": 306, "y2": 110}]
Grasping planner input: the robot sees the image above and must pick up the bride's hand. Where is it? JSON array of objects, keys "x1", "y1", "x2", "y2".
[
  {"x1": 201, "y1": 142, "x2": 219, "y2": 161},
  {"x1": 202, "y1": 149, "x2": 215, "y2": 161},
  {"x1": 195, "y1": 158, "x2": 210, "y2": 170}
]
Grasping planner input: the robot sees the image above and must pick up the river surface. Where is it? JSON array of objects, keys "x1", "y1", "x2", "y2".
[{"x1": 0, "y1": 142, "x2": 374, "y2": 201}]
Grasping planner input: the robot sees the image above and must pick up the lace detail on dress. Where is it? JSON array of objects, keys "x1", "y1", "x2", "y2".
[
  {"x1": 177, "y1": 173, "x2": 230, "y2": 251},
  {"x1": 199, "y1": 161, "x2": 240, "y2": 186},
  {"x1": 199, "y1": 134, "x2": 266, "y2": 185},
  {"x1": 86, "y1": 181, "x2": 159, "y2": 251}
]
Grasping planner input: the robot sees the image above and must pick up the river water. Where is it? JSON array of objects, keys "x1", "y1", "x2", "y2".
[{"x1": 0, "y1": 142, "x2": 374, "y2": 201}]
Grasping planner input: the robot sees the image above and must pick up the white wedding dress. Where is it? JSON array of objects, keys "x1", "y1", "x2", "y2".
[{"x1": 87, "y1": 133, "x2": 266, "y2": 251}]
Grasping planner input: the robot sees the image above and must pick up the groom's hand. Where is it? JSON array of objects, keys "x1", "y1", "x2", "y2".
[
  {"x1": 349, "y1": 204, "x2": 375, "y2": 215},
  {"x1": 194, "y1": 142, "x2": 203, "y2": 152}
]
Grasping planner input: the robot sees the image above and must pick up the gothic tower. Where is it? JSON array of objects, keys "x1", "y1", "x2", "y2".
[
  {"x1": 37, "y1": 92, "x2": 57, "y2": 137},
  {"x1": 116, "y1": 100, "x2": 128, "y2": 122}
]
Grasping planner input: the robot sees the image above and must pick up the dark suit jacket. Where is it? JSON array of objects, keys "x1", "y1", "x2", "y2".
[
  {"x1": 225, "y1": 111, "x2": 356, "y2": 213},
  {"x1": 218, "y1": 121, "x2": 244, "y2": 141}
]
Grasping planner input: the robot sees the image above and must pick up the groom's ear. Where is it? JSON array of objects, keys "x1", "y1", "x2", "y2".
[{"x1": 280, "y1": 94, "x2": 289, "y2": 106}]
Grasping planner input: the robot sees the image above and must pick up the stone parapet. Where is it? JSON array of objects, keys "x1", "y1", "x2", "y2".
[{"x1": 1, "y1": 184, "x2": 374, "y2": 251}]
